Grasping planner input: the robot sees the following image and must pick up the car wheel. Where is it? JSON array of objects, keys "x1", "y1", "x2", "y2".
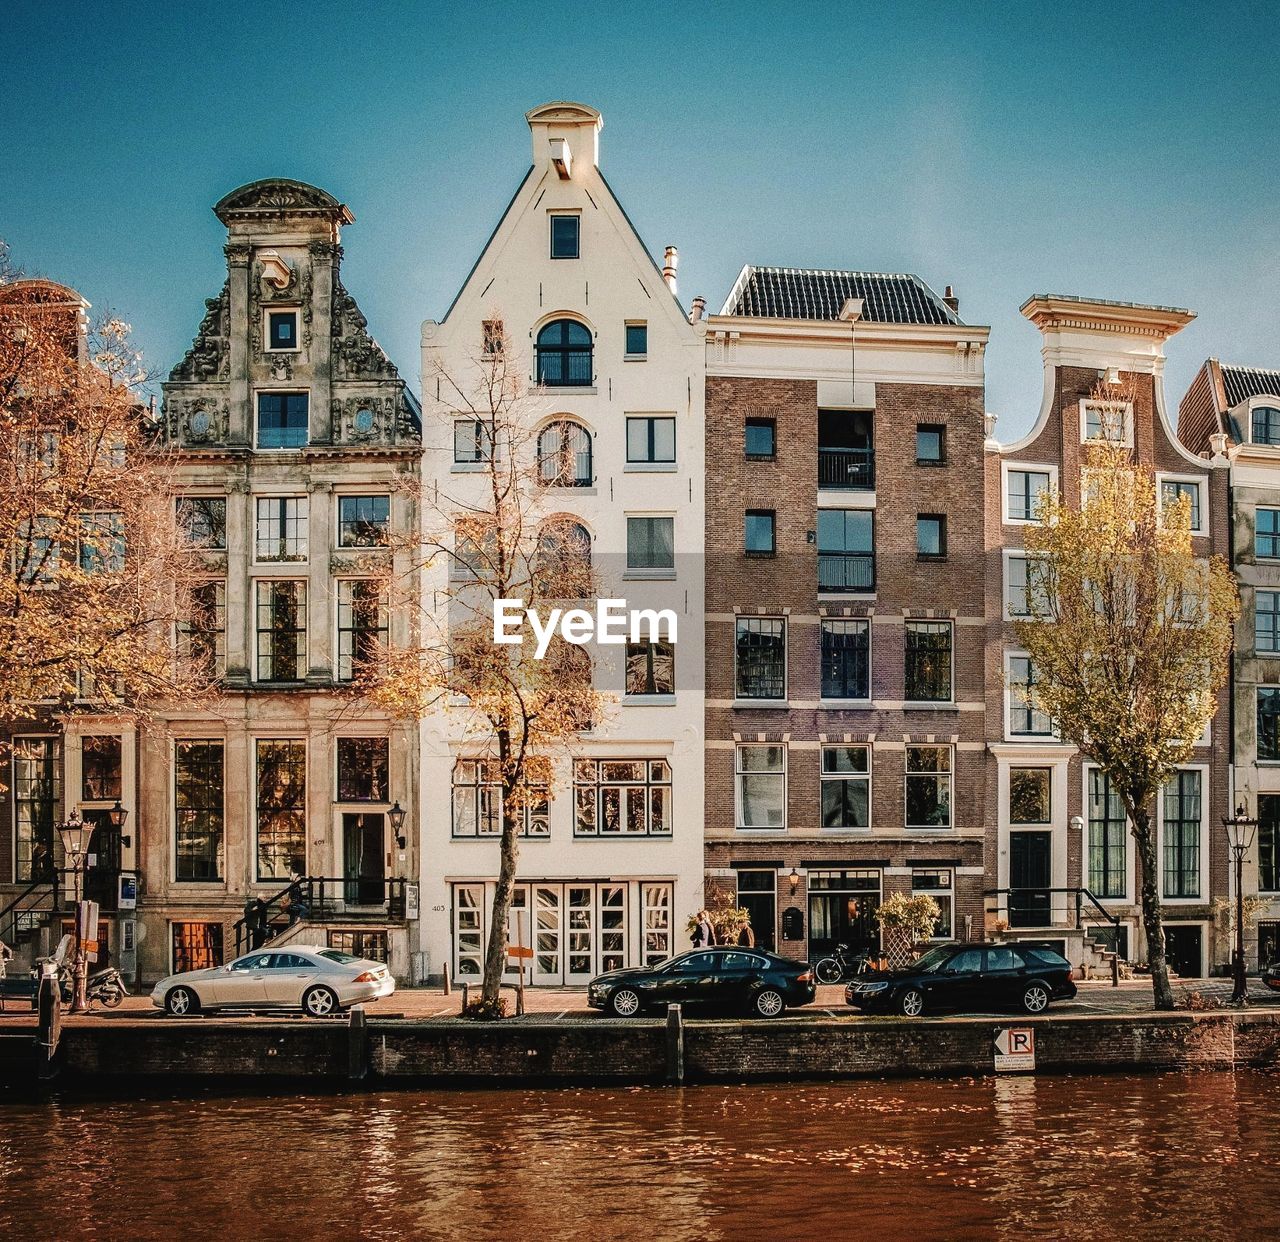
[
  {"x1": 753, "y1": 988, "x2": 785, "y2": 1018},
  {"x1": 165, "y1": 986, "x2": 200, "y2": 1017},
  {"x1": 899, "y1": 988, "x2": 925, "y2": 1017},
  {"x1": 609, "y1": 988, "x2": 641, "y2": 1017},
  {"x1": 302, "y1": 985, "x2": 340, "y2": 1018},
  {"x1": 1021, "y1": 981, "x2": 1050, "y2": 1014},
  {"x1": 100, "y1": 987, "x2": 124, "y2": 1009}
]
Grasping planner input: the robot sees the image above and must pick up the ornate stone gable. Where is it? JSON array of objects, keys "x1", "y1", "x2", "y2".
[
  {"x1": 332, "y1": 276, "x2": 398, "y2": 381},
  {"x1": 170, "y1": 282, "x2": 230, "y2": 382}
]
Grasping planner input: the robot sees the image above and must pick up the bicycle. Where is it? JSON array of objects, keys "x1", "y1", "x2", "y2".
[{"x1": 814, "y1": 944, "x2": 874, "y2": 984}]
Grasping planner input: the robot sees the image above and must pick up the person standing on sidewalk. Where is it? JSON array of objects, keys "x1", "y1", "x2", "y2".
[{"x1": 691, "y1": 910, "x2": 715, "y2": 949}]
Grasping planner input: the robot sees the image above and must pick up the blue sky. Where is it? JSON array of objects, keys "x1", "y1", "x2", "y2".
[{"x1": 3, "y1": 1, "x2": 1277, "y2": 439}]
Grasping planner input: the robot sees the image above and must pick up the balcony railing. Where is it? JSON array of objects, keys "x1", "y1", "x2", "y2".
[
  {"x1": 818, "y1": 552, "x2": 875, "y2": 593},
  {"x1": 818, "y1": 447, "x2": 875, "y2": 490}
]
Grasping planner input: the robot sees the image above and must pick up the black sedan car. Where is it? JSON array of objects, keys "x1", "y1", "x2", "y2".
[
  {"x1": 588, "y1": 947, "x2": 816, "y2": 1018},
  {"x1": 1262, "y1": 961, "x2": 1280, "y2": 993},
  {"x1": 846, "y1": 942, "x2": 1077, "y2": 1016}
]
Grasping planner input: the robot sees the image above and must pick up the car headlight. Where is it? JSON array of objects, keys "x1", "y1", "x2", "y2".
[{"x1": 860, "y1": 982, "x2": 889, "y2": 993}]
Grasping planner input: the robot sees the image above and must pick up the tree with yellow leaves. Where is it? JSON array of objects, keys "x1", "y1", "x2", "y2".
[
  {"x1": 1014, "y1": 426, "x2": 1237, "y2": 1009},
  {"x1": 361, "y1": 321, "x2": 604, "y2": 1016},
  {"x1": 0, "y1": 262, "x2": 212, "y2": 743}
]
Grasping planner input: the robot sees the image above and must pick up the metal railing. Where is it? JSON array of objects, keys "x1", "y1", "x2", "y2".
[
  {"x1": 233, "y1": 876, "x2": 408, "y2": 956},
  {"x1": 818, "y1": 447, "x2": 875, "y2": 490},
  {"x1": 818, "y1": 551, "x2": 875, "y2": 592},
  {"x1": 984, "y1": 886, "x2": 1121, "y2": 933}
]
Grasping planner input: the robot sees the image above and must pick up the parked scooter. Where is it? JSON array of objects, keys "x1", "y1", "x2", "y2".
[
  {"x1": 85, "y1": 966, "x2": 128, "y2": 1008},
  {"x1": 34, "y1": 935, "x2": 128, "y2": 1008}
]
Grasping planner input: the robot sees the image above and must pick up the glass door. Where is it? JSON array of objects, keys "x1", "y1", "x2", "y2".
[
  {"x1": 599, "y1": 885, "x2": 627, "y2": 974},
  {"x1": 566, "y1": 885, "x2": 596, "y2": 983},
  {"x1": 532, "y1": 885, "x2": 563, "y2": 985},
  {"x1": 642, "y1": 883, "x2": 673, "y2": 965},
  {"x1": 453, "y1": 884, "x2": 485, "y2": 979}
]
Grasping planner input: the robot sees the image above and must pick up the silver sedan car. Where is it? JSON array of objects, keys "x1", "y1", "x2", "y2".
[{"x1": 150, "y1": 945, "x2": 394, "y2": 1017}]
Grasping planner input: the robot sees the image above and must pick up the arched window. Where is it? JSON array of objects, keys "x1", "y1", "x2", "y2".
[
  {"x1": 536, "y1": 319, "x2": 593, "y2": 387},
  {"x1": 538, "y1": 420, "x2": 592, "y2": 487},
  {"x1": 535, "y1": 518, "x2": 591, "y2": 599}
]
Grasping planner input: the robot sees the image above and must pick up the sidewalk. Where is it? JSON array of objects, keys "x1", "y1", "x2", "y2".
[{"x1": 3, "y1": 976, "x2": 1277, "y2": 1026}]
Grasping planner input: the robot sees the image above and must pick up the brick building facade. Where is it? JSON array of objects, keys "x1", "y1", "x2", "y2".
[{"x1": 702, "y1": 268, "x2": 991, "y2": 963}]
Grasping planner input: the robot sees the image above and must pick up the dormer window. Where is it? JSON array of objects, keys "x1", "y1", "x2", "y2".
[
  {"x1": 550, "y1": 215, "x2": 580, "y2": 259},
  {"x1": 267, "y1": 310, "x2": 298, "y2": 352},
  {"x1": 1253, "y1": 406, "x2": 1280, "y2": 445},
  {"x1": 256, "y1": 392, "x2": 309, "y2": 449}
]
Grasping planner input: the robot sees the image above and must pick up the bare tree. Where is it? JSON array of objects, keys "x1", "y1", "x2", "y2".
[{"x1": 361, "y1": 321, "x2": 604, "y2": 1016}]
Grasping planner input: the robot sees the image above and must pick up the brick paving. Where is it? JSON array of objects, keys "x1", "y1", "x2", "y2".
[{"x1": 3, "y1": 976, "x2": 1277, "y2": 1027}]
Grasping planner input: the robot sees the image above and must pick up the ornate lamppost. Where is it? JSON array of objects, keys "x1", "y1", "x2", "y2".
[
  {"x1": 57, "y1": 810, "x2": 94, "y2": 1013},
  {"x1": 1222, "y1": 802, "x2": 1259, "y2": 1006}
]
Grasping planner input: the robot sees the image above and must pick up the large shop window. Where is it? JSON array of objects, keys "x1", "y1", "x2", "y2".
[
  {"x1": 1163, "y1": 770, "x2": 1202, "y2": 899},
  {"x1": 821, "y1": 745, "x2": 870, "y2": 829},
  {"x1": 336, "y1": 737, "x2": 389, "y2": 802},
  {"x1": 735, "y1": 617, "x2": 785, "y2": 700},
  {"x1": 255, "y1": 739, "x2": 306, "y2": 881},
  {"x1": 1088, "y1": 769, "x2": 1127, "y2": 899},
  {"x1": 452, "y1": 760, "x2": 550, "y2": 838},
  {"x1": 821, "y1": 618, "x2": 869, "y2": 699},
  {"x1": 172, "y1": 922, "x2": 224, "y2": 974},
  {"x1": 328, "y1": 930, "x2": 388, "y2": 963},
  {"x1": 905, "y1": 745, "x2": 952, "y2": 828},
  {"x1": 174, "y1": 739, "x2": 224, "y2": 882},
  {"x1": 735, "y1": 744, "x2": 785, "y2": 829},
  {"x1": 255, "y1": 581, "x2": 307, "y2": 682},
  {"x1": 904, "y1": 620, "x2": 952, "y2": 702},
  {"x1": 573, "y1": 760, "x2": 671, "y2": 836},
  {"x1": 13, "y1": 736, "x2": 59, "y2": 881}
]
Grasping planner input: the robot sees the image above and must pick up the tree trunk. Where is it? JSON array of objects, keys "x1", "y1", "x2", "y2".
[
  {"x1": 1132, "y1": 803, "x2": 1174, "y2": 1010},
  {"x1": 480, "y1": 728, "x2": 520, "y2": 1014}
]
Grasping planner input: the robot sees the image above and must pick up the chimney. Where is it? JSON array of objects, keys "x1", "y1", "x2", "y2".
[
  {"x1": 662, "y1": 246, "x2": 678, "y2": 295},
  {"x1": 943, "y1": 285, "x2": 959, "y2": 314},
  {"x1": 689, "y1": 295, "x2": 706, "y2": 324}
]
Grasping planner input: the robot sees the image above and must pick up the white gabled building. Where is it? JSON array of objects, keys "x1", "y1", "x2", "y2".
[{"x1": 418, "y1": 102, "x2": 706, "y2": 985}]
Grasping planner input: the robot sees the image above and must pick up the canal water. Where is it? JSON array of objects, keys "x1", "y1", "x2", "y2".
[{"x1": 1, "y1": 1072, "x2": 1275, "y2": 1240}]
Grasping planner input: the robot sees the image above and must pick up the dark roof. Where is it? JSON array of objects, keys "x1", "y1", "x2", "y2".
[
  {"x1": 1221, "y1": 363, "x2": 1280, "y2": 408},
  {"x1": 721, "y1": 265, "x2": 961, "y2": 325}
]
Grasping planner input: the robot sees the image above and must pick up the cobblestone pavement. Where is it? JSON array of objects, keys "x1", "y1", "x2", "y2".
[{"x1": 3, "y1": 976, "x2": 1277, "y2": 1025}]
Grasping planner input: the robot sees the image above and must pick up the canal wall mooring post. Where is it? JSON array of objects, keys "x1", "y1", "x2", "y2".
[{"x1": 666, "y1": 1004, "x2": 684, "y2": 1085}]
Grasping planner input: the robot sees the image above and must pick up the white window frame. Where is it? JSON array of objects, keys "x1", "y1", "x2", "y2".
[
  {"x1": 1004, "y1": 648, "x2": 1054, "y2": 741},
  {"x1": 903, "y1": 743, "x2": 953, "y2": 830},
  {"x1": 624, "y1": 320, "x2": 648, "y2": 360},
  {"x1": 624, "y1": 513, "x2": 676, "y2": 579},
  {"x1": 734, "y1": 743, "x2": 787, "y2": 830},
  {"x1": 1157, "y1": 764, "x2": 1209, "y2": 904},
  {"x1": 1245, "y1": 396, "x2": 1280, "y2": 447},
  {"x1": 734, "y1": 615, "x2": 788, "y2": 704},
  {"x1": 1082, "y1": 764, "x2": 1134, "y2": 905},
  {"x1": 1155, "y1": 473, "x2": 1208, "y2": 537},
  {"x1": 624, "y1": 414, "x2": 677, "y2": 472},
  {"x1": 911, "y1": 867, "x2": 954, "y2": 939},
  {"x1": 819, "y1": 616, "x2": 871, "y2": 704},
  {"x1": 263, "y1": 306, "x2": 301, "y2": 353},
  {"x1": 819, "y1": 743, "x2": 872, "y2": 832},
  {"x1": 253, "y1": 494, "x2": 309, "y2": 564},
  {"x1": 1079, "y1": 398, "x2": 1133, "y2": 448},
  {"x1": 1001, "y1": 461, "x2": 1059, "y2": 526}
]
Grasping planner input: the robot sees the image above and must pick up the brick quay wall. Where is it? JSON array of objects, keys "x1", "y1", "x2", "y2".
[{"x1": 4, "y1": 1011, "x2": 1280, "y2": 1088}]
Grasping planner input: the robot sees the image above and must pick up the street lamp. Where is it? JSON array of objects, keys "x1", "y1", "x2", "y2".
[
  {"x1": 1223, "y1": 802, "x2": 1259, "y2": 1005},
  {"x1": 108, "y1": 799, "x2": 130, "y2": 849},
  {"x1": 788, "y1": 867, "x2": 800, "y2": 896},
  {"x1": 57, "y1": 810, "x2": 94, "y2": 1013},
  {"x1": 388, "y1": 802, "x2": 407, "y2": 851}
]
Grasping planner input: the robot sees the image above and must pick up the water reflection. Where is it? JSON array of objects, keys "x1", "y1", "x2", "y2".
[{"x1": 0, "y1": 1073, "x2": 1274, "y2": 1241}]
